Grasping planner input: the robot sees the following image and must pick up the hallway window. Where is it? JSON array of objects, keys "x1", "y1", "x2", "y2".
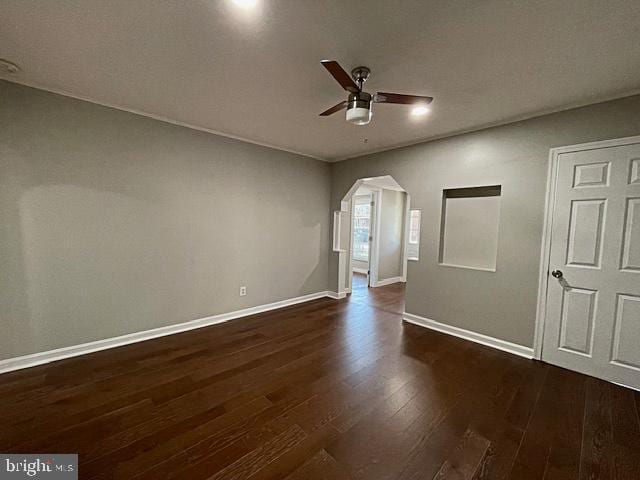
[
  {"x1": 353, "y1": 196, "x2": 371, "y2": 261},
  {"x1": 408, "y1": 209, "x2": 421, "y2": 260}
]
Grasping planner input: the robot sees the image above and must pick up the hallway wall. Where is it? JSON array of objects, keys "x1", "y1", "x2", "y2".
[{"x1": 377, "y1": 190, "x2": 406, "y2": 281}]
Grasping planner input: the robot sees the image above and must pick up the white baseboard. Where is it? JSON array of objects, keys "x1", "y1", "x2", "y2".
[
  {"x1": 0, "y1": 291, "x2": 333, "y2": 374},
  {"x1": 372, "y1": 276, "x2": 405, "y2": 287},
  {"x1": 352, "y1": 267, "x2": 368, "y2": 274},
  {"x1": 402, "y1": 312, "x2": 534, "y2": 359},
  {"x1": 327, "y1": 291, "x2": 347, "y2": 299}
]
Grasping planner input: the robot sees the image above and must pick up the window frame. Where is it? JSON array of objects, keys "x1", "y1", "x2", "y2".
[
  {"x1": 408, "y1": 209, "x2": 421, "y2": 245},
  {"x1": 352, "y1": 196, "x2": 371, "y2": 262},
  {"x1": 407, "y1": 208, "x2": 421, "y2": 261}
]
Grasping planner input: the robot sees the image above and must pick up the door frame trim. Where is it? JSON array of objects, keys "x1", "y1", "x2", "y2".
[
  {"x1": 346, "y1": 188, "x2": 380, "y2": 291},
  {"x1": 533, "y1": 134, "x2": 640, "y2": 360}
]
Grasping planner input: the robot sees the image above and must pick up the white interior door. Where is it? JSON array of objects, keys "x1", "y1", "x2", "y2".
[{"x1": 542, "y1": 141, "x2": 640, "y2": 390}]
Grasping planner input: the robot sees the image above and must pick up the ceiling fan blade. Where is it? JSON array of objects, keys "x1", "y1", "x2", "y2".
[
  {"x1": 319, "y1": 101, "x2": 348, "y2": 116},
  {"x1": 374, "y1": 92, "x2": 434, "y2": 105},
  {"x1": 321, "y1": 60, "x2": 359, "y2": 93}
]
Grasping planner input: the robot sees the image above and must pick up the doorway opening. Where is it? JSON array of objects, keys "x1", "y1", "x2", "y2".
[
  {"x1": 333, "y1": 175, "x2": 415, "y2": 311},
  {"x1": 350, "y1": 187, "x2": 374, "y2": 287}
]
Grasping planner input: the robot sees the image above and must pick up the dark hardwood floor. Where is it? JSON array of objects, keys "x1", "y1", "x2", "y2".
[
  {"x1": 1, "y1": 279, "x2": 639, "y2": 479},
  {"x1": 349, "y1": 272, "x2": 405, "y2": 314}
]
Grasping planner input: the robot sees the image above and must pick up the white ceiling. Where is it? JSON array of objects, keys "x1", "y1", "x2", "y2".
[{"x1": 1, "y1": 1, "x2": 639, "y2": 161}]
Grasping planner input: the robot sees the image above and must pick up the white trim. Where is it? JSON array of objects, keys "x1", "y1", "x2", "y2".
[
  {"x1": 438, "y1": 263, "x2": 497, "y2": 273},
  {"x1": 369, "y1": 189, "x2": 382, "y2": 287},
  {"x1": 347, "y1": 198, "x2": 355, "y2": 292},
  {"x1": 403, "y1": 312, "x2": 534, "y2": 359},
  {"x1": 337, "y1": 176, "x2": 408, "y2": 296},
  {"x1": 332, "y1": 211, "x2": 346, "y2": 252},
  {"x1": 352, "y1": 267, "x2": 368, "y2": 275},
  {"x1": 326, "y1": 291, "x2": 347, "y2": 300},
  {"x1": 613, "y1": 380, "x2": 640, "y2": 393},
  {"x1": 0, "y1": 78, "x2": 324, "y2": 162},
  {"x1": 533, "y1": 146, "x2": 560, "y2": 359},
  {"x1": 401, "y1": 194, "x2": 410, "y2": 282},
  {"x1": 533, "y1": 134, "x2": 640, "y2": 360},
  {"x1": 0, "y1": 291, "x2": 334, "y2": 374},
  {"x1": 339, "y1": 176, "x2": 399, "y2": 210},
  {"x1": 372, "y1": 276, "x2": 405, "y2": 287}
]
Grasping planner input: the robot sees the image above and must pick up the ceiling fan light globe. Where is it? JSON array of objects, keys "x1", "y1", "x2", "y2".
[
  {"x1": 346, "y1": 107, "x2": 371, "y2": 125},
  {"x1": 232, "y1": 0, "x2": 257, "y2": 8},
  {"x1": 411, "y1": 105, "x2": 431, "y2": 116}
]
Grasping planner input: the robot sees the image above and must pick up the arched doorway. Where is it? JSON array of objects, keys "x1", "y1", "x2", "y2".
[{"x1": 332, "y1": 175, "x2": 414, "y2": 301}]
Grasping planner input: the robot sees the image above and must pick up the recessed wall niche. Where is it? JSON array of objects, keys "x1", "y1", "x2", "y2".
[{"x1": 438, "y1": 185, "x2": 502, "y2": 271}]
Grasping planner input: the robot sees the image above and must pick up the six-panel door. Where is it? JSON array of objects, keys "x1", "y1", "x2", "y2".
[{"x1": 543, "y1": 143, "x2": 640, "y2": 390}]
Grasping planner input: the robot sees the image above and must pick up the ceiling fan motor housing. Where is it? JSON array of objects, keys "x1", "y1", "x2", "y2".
[
  {"x1": 346, "y1": 91, "x2": 372, "y2": 125},
  {"x1": 319, "y1": 60, "x2": 433, "y2": 123}
]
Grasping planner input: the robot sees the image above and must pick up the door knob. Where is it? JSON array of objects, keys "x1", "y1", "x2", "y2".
[{"x1": 551, "y1": 270, "x2": 563, "y2": 279}]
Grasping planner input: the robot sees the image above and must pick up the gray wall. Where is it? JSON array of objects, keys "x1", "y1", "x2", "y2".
[
  {"x1": 0, "y1": 80, "x2": 330, "y2": 360},
  {"x1": 377, "y1": 190, "x2": 406, "y2": 280},
  {"x1": 329, "y1": 94, "x2": 640, "y2": 347}
]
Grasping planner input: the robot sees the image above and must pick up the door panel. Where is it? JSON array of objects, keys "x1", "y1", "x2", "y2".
[
  {"x1": 621, "y1": 197, "x2": 640, "y2": 271},
  {"x1": 611, "y1": 294, "x2": 640, "y2": 370},
  {"x1": 573, "y1": 162, "x2": 609, "y2": 187},
  {"x1": 559, "y1": 287, "x2": 597, "y2": 355},
  {"x1": 543, "y1": 141, "x2": 640, "y2": 390},
  {"x1": 560, "y1": 288, "x2": 598, "y2": 356},
  {"x1": 630, "y1": 158, "x2": 640, "y2": 184},
  {"x1": 566, "y1": 199, "x2": 606, "y2": 268}
]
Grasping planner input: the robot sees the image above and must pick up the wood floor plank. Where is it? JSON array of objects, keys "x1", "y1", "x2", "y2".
[
  {"x1": 326, "y1": 341, "x2": 497, "y2": 479},
  {"x1": 283, "y1": 449, "x2": 351, "y2": 480},
  {"x1": 463, "y1": 357, "x2": 532, "y2": 479},
  {"x1": 541, "y1": 369, "x2": 586, "y2": 480},
  {"x1": 472, "y1": 424, "x2": 523, "y2": 480},
  {"x1": 394, "y1": 347, "x2": 517, "y2": 480},
  {"x1": 608, "y1": 384, "x2": 640, "y2": 480},
  {"x1": 0, "y1": 282, "x2": 638, "y2": 480},
  {"x1": 207, "y1": 424, "x2": 307, "y2": 480},
  {"x1": 507, "y1": 365, "x2": 571, "y2": 480},
  {"x1": 579, "y1": 378, "x2": 614, "y2": 480},
  {"x1": 246, "y1": 424, "x2": 341, "y2": 480},
  {"x1": 432, "y1": 428, "x2": 491, "y2": 479},
  {"x1": 82, "y1": 396, "x2": 275, "y2": 479}
]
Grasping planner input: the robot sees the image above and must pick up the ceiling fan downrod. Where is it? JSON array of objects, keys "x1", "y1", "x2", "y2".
[{"x1": 350, "y1": 66, "x2": 370, "y2": 91}]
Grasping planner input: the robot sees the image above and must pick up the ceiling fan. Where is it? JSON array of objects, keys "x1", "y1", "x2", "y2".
[{"x1": 319, "y1": 60, "x2": 433, "y2": 126}]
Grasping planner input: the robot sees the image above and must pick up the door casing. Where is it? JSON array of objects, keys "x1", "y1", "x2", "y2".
[{"x1": 346, "y1": 189, "x2": 380, "y2": 291}]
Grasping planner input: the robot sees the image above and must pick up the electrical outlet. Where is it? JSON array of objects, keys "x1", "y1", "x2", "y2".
[{"x1": 239, "y1": 286, "x2": 247, "y2": 297}]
